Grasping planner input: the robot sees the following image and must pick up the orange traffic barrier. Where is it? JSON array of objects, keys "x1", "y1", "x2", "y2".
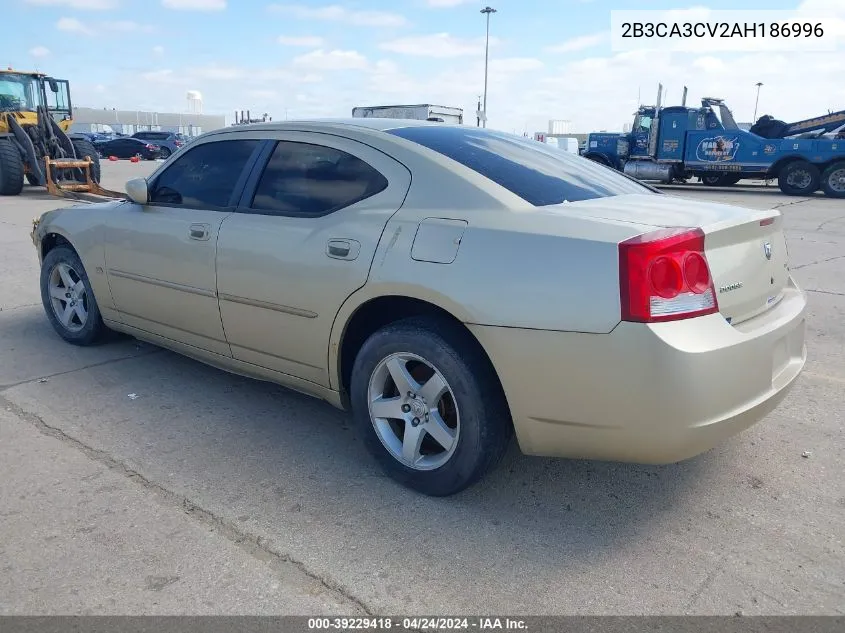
[
  {"x1": 108, "y1": 155, "x2": 118, "y2": 161},
  {"x1": 130, "y1": 156, "x2": 140, "y2": 163}
]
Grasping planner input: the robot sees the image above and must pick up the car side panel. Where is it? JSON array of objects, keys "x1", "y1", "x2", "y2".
[
  {"x1": 216, "y1": 132, "x2": 413, "y2": 386},
  {"x1": 33, "y1": 202, "x2": 120, "y2": 323},
  {"x1": 104, "y1": 205, "x2": 233, "y2": 355},
  {"x1": 367, "y1": 207, "x2": 649, "y2": 332}
]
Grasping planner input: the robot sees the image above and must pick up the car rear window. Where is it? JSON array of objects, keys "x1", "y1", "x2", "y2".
[{"x1": 386, "y1": 126, "x2": 651, "y2": 205}]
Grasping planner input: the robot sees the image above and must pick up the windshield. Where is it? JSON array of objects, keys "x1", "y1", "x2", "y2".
[
  {"x1": 634, "y1": 115, "x2": 653, "y2": 133},
  {"x1": 0, "y1": 73, "x2": 39, "y2": 112},
  {"x1": 387, "y1": 126, "x2": 652, "y2": 206}
]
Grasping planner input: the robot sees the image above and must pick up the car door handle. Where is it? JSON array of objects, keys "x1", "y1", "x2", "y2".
[
  {"x1": 189, "y1": 223, "x2": 210, "y2": 241},
  {"x1": 326, "y1": 239, "x2": 361, "y2": 261}
]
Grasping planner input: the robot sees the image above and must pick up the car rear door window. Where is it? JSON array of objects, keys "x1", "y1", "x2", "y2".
[
  {"x1": 249, "y1": 141, "x2": 388, "y2": 216},
  {"x1": 387, "y1": 126, "x2": 651, "y2": 205},
  {"x1": 149, "y1": 139, "x2": 259, "y2": 208}
]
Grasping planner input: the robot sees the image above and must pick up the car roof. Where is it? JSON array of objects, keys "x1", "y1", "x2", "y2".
[{"x1": 209, "y1": 118, "x2": 448, "y2": 135}]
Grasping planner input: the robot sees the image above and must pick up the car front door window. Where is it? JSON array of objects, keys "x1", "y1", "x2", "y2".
[{"x1": 149, "y1": 139, "x2": 259, "y2": 208}]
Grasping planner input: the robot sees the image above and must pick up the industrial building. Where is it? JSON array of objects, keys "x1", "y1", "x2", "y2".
[
  {"x1": 69, "y1": 92, "x2": 225, "y2": 137},
  {"x1": 70, "y1": 106, "x2": 225, "y2": 137}
]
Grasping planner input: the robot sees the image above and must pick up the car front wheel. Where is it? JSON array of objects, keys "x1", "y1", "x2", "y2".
[
  {"x1": 39, "y1": 245, "x2": 107, "y2": 346},
  {"x1": 350, "y1": 316, "x2": 512, "y2": 496}
]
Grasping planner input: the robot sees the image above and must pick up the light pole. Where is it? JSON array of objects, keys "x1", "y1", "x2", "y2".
[
  {"x1": 753, "y1": 82, "x2": 763, "y2": 122},
  {"x1": 480, "y1": 6, "x2": 496, "y2": 128}
]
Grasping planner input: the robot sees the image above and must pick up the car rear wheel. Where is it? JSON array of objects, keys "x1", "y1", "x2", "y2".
[
  {"x1": 778, "y1": 161, "x2": 820, "y2": 196},
  {"x1": 159, "y1": 147, "x2": 171, "y2": 159},
  {"x1": 820, "y1": 162, "x2": 845, "y2": 198},
  {"x1": 40, "y1": 245, "x2": 107, "y2": 346},
  {"x1": 350, "y1": 316, "x2": 512, "y2": 496}
]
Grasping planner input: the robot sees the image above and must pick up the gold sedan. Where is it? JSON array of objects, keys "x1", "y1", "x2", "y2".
[{"x1": 31, "y1": 120, "x2": 807, "y2": 496}]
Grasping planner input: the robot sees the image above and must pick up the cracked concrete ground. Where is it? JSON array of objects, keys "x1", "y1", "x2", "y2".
[{"x1": 1, "y1": 163, "x2": 843, "y2": 615}]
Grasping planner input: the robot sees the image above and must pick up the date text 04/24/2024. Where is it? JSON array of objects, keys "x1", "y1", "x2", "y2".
[{"x1": 307, "y1": 617, "x2": 528, "y2": 630}]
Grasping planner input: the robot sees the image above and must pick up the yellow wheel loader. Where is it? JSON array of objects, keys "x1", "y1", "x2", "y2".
[{"x1": 0, "y1": 69, "x2": 109, "y2": 197}]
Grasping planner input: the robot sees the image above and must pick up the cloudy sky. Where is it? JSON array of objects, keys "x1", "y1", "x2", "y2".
[{"x1": 13, "y1": 0, "x2": 845, "y2": 134}]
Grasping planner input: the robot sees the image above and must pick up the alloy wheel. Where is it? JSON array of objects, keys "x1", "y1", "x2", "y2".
[{"x1": 367, "y1": 352, "x2": 460, "y2": 471}]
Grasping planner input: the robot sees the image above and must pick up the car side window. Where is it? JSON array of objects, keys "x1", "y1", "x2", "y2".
[
  {"x1": 249, "y1": 141, "x2": 388, "y2": 216},
  {"x1": 149, "y1": 139, "x2": 259, "y2": 208}
]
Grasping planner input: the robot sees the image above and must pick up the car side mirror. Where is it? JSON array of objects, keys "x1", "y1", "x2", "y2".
[{"x1": 125, "y1": 178, "x2": 149, "y2": 205}]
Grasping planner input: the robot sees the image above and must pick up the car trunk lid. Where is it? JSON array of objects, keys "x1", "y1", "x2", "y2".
[{"x1": 555, "y1": 193, "x2": 789, "y2": 325}]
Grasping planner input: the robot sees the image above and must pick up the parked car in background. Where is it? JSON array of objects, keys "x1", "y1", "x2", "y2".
[
  {"x1": 30, "y1": 119, "x2": 807, "y2": 497},
  {"x1": 97, "y1": 136, "x2": 161, "y2": 160},
  {"x1": 131, "y1": 131, "x2": 189, "y2": 158}
]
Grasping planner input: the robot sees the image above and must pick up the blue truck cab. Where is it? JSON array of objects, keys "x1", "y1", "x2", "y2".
[{"x1": 583, "y1": 92, "x2": 845, "y2": 198}]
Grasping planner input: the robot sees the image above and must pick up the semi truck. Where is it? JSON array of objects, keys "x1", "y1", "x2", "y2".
[
  {"x1": 583, "y1": 85, "x2": 845, "y2": 198},
  {"x1": 352, "y1": 104, "x2": 464, "y2": 125}
]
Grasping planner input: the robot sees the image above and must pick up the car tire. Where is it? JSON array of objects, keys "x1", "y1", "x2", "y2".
[
  {"x1": 778, "y1": 161, "x2": 820, "y2": 196},
  {"x1": 71, "y1": 139, "x2": 102, "y2": 184},
  {"x1": 40, "y1": 245, "x2": 107, "y2": 346},
  {"x1": 350, "y1": 316, "x2": 512, "y2": 496},
  {"x1": 820, "y1": 161, "x2": 845, "y2": 198},
  {"x1": 0, "y1": 138, "x2": 24, "y2": 196},
  {"x1": 159, "y1": 147, "x2": 171, "y2": 159}
]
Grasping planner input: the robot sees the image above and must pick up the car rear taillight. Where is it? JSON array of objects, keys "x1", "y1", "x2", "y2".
[
  {"x1": 619, "y1": 227, "x2": 719, "y2": 323},
  {"x1": 145, "y1": 143, "x2": 156, "y2": 150},
  {"x1": 174, "y1": 140, "x2": 184, "y2": 147}
]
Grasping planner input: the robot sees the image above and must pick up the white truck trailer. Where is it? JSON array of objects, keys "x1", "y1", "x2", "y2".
[{"x1": 351, "y1": 104, "x2": 464, "y2": 125}]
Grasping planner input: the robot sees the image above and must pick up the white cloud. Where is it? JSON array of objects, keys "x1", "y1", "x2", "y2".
[
  {"x1": 248, "y1": 89, "x2": 279, "y2": 99},
  {"x1": 152, "y1": 45, "x2": 165, "y2": 56},
  {"x1": 56, "y1": 17, "x2": 92, "y2": 34},
  {"x1": 268, "y1": 4, "x2": 407, "y2": 27},
  {"x1": 141, "y1": 69, "x2": 176, "y2": 83},
  {"x1": 161, "y1": 0, "x2": 226, "y2": 10},
  {"x1": 190, "y1": 65, "x2": 244, "y2": 80},
  {"x1": 26, "y1": 0, "x2": 116, "y2": 9},
  {"x1": 278, "y1": 35, "x2": 324, "y2": 47},
  {"x1": 380, "y1": 33, "x2": 497, "y2": 58},
  {"x1": 103, "y1": 20, "x2": 154, "y2": 32},
  {"x1": 29, "y1": 46, "x2": 51, "y2": 58},
  {"x1": 426, "y1": 0, "x2": 476, "y2": 6},
  {"x1": 692, "y1": 56, "x2": 725, "y2": 73},
  {"x1": 546, "y1": 32, "x2": 607, "y2": 53},
  {"x1": 491, "y1": 58, "x2": 544, "y2": 73},
  {"x1": 57, "y1": 16, "x2": 153, "y2": 35},
  {"x1": 292, "y1": 49, "x2": 368, "y2": 71}
]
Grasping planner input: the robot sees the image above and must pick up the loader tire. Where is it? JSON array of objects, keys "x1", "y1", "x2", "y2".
[
  {"x1": 0, "y1": 138, "x2": 24, "y2": 196},
  {"x1": 71, "y1": 139, "x2": 102, "y2": 184},
  {"x1": 820, "y1": 162, "x2": 845, "y2": 199},
  {"x1": 778, "y1": 161, "x2": 820, "y2": 196},
  {"x1": 26, "y1": 173, "x2": 41, "y2": 186}
]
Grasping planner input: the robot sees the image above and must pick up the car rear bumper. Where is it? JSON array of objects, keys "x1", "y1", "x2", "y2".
[{"x1": 468, "y1": 275, "x2": 807, "y2": 463}]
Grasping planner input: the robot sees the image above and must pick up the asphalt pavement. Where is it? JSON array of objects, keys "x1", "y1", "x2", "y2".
[{"x1": 1, "y1": 161, "x2": 843, "y2": 615}]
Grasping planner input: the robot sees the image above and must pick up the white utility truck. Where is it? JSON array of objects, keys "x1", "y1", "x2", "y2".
[{"x1": 352, "y1": 104, "x2": 464, "y2": 125}]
